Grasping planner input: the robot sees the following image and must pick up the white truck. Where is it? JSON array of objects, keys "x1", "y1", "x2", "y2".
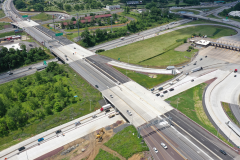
[
  {"x1": 100, "y1": 104, "x2": 111, "y2": 112},
  {"x1": 191, "y1": 67, "x2": 203, "y2": 73}
]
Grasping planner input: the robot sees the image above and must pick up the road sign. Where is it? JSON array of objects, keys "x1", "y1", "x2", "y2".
[
  {"x1": 118, "y1": 58, "x2": 120, "y2": 60},
  {"x1": 22, "y1": 15, "x2": 28, "y2": 18},
  {"x1": 43, "y1": 61, "x2": 47, "y2": 65},
  {"x1": 55, "y1": 33, "x2": 63, "y2": 36},
  {"x1": 226, "y1": 17, "x2": 228, "y2": 19},
  {"x1": 50, "y1": 27, "x2": 52, "y2": 29}
]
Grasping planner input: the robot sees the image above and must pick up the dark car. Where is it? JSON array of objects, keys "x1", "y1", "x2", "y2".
[
  {"x1": 191, "y1": 79, "x2": 194, "y2": 82},
  {"x1": 156, "y1": 93, "x2": 160, "y2": 96},
  {"x1": 29, "y1": 44, "x2": 33, "y2": 47},
  {"x1": 169, "y1": 88, "x2": 174, "y2": 91},
  {"x1": 193, "y1": 61, "x2": 197, "y2": 65},
  {"x1": 9, "y1": 72, "x2": 13, "y2": 75},
  {"x1": 38, "y1": 138, "x2": 44, "y2": 142},
  {"x1": 95, "y1": 85, "x2": 99, "y2": 88},
  {"x1": 151, "y1": 88, "x2": 154, "y2": 91},
  {"x1": 219, "y1": 149, "x2": 226, "y2": 155},
  {"x1": 18, "y1": 146, "x2": 25, "y2": 152},
  {"x1": 56, "y1": 130, "x2": 62, "y2": 134},
  {"x1": 234, "y1": 75, "x2": 237, "y2": 77},
  {"x1": 105, "y1": 109, "x2": 110, "y2": 113},
  {"x1": 205, "y1": 56, "x2": 208, "y2": 58},
  {"x1": 163, "y1": 90, "x2": 168, "y2": 94},
  {"x1": 200, "y1": 58, "x2": 203, "y2": 61},
  {"x1": 158, "y1": 87, "x2": 163, "y2": 91}
]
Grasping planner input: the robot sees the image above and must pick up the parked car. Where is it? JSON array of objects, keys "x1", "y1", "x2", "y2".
[
  {"x1": 161, "y1": 143, "x2": 168, "y2": 149},
  {"x1": 158, "y1": 87, "x2": 163, "y2": 91},
  {"x1": 151, "y1": 88, "x2": 154, "y2": 91},
  {"x1": 38, "y1": 138, "x2": 44, "y2": 142},
  {"x1": 153, "y1": 147, "x2": 158, "y2": 153},
  {"x1": 156, "y1": 93, "x2": 160, "y2": 96},
  {"x1": 56, "y1": 130, "x2": 61, "y2": 134},
  {"x1": 18, "y1": 146, "x2": 25, "y2": 152},
  {"x1": 110, "y1": 95, "x2": 113, "y2": 98},
  {"x1": 163, "y1": 90, "x2": 168, "y2": 94},
  {"x1": 95, "y1": 85, "x2": 98, "y2": 88}
]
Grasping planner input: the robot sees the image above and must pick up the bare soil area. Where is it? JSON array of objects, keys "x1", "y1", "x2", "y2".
[{"x1": 0, "y1": 17, "x2": 12, "y2": 22}]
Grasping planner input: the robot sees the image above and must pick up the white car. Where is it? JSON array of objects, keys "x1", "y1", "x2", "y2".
[
  {"x1": 161, "y1": 142, "x2": 168, "y2": 149},
  {"x1": 169, "y1": 82, "x2": 173, "y2": 85},
  {"x1": 153, "y1": 147, "x2": 158, "y2": 153}
]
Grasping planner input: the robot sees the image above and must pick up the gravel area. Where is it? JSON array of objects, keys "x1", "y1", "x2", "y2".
[{"x1": 113, "y1": 123, "x2": 131, "y2": 133}]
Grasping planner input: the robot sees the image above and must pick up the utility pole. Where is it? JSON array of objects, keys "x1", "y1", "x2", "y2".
[
  {"x1": 53, "y1": 15, "x2": 55, "y2": 30},
  {"x1": 111, "y1": 17, "x2": 113, "y2": 32},
  {"x1": 77, "y1": 13, "x2": 80, "y2": 41}
]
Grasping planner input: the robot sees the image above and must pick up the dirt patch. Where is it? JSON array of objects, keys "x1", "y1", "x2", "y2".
[
  {"x1": 174, "y1": 43, "x2": 191, "y2": 52},
  {"x1": 0, "y1": 17, "x2": 12, "y2": 22},
  {"x1": 43, "y1": 120, "x2": 125, "y2": 160},
  {"x1": 205, "y1": 78, "x2": 217, "y2": 84},
  {"x1": 128, "y1": 151, "x2": 152, "y2": 160},
  {"x1": 148, "y1": 74, "x2": 157, "y2": 78}
]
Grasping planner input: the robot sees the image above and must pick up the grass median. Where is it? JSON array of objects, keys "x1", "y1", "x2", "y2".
[
  {"x1": 113, "y1": 66, "x2": 174, "y2": 89},
  {"x1": 167, "y1": 83, "x2": 233, "y2": 147},
  {"x1": 31, "y1": 13, "x2": 53, "y2": 21},
  {"x1": 222, "y1": 102, "x2": 240, "y2": 127},
  {"x1": 99, "y1": 25, "x2": 235, "y2": 68},
  {"x1": 104, "y1": 125, "x2": 149, "y2": 159}
]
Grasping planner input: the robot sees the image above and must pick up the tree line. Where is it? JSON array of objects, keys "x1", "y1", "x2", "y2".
[
  {"x1": 0, "y1": 45, "x2": 49, "y2": 73},
  {"x1": 0, "y1": 62, "x2": 78, "y2": 137},
  {"x1": 219, "y1": 2, "x2": 240, "y2": 17}
]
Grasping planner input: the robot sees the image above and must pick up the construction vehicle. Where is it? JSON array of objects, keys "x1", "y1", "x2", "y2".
[{"x1": 96, "y1": 128, "x2": 105, "y2": 142}]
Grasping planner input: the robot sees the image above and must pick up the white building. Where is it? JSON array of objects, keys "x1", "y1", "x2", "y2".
[
  {"x1": 2, "y1": 43, "x2": 22, "y2": 51},
  {"x1": 106, "y1": 5, "x2": 120, "y2": 11},
  {"x1": 229, "y1": 11, "x2": 240, "y2": 17}
]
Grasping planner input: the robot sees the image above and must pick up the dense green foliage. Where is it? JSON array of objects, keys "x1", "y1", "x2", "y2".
[
  {"x1": 113, "y1": 67, "x2": 174, "y2": 89},
  {"x1": 104, "y1": 125, "x2": 149, "y2": 158},
  {"x1": 80, "y1": 27, "x2": 128, "y2": 47},
  {"x1": 95, "y1": 149, "x2": 120, "y2": 160},
  {"x1": 0, "y1": 64, "x2": 101, "y2": 151},
  {"x1": 0, "y1": 45, "x2": 49, "y2": 73},
  {"x1": 0, "y1": 62, "x2": 78, "y2": 137},
  {"x1": 14, "y1": 0, "x2": 44, "y2": 11}
]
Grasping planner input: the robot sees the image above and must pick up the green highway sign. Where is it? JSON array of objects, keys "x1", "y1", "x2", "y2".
[
  {"x1": 118, "y1": 58, "x2": 120, "y2": 60},
  {"x1": 43, "y1": 61, "x2": 47, "y2": 65},
  {"x1": 55, "y1": 33, "x2": 63, "y2": 36},
  {"x1": 22, "y1": 15, "x2": 28, "y2": 18},
  {"x1": 226, "y1": 17, "x2": 228, "y2": 19},
  {"x1": 50, "y1": 27, "x2": 52, "y2": 29}
]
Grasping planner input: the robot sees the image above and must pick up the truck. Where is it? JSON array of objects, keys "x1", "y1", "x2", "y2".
[
  {"x1": 100, "y1": 104, "x2": 111, "y2": 112},
  {"x1": 191, "y1": 67, "x2": 203, "y2": 73},
  {"x1": 108, "y1": 113, "x2": 115, "y2": 118},
  {"x1": 166, "y1": 66, "x2": 175, "y2": 70}
]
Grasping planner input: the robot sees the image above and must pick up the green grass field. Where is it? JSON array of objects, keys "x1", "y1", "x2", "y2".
[
  {"x1": 222, "y1": 102, "x2": 240, "y2": 127},
  {"x1": 104, "y1": 125, "x2": 149, "y2": 158},
  {"x1": 171, "y1": 9, "x2": 200, "y2": 14},
  {"x1": 0, "y1": 22, "x2": 10, "y2": 30},
  {"x1": 113, "y1": 67, "x2": 174, "y2": 89},
  {"x1": 194, "y1": 6, "x2": 221, "y2": 11},
  {"x1": 0, "y1": 10, "x2": 5, "y2": 18},
  {"x1": 167, "y1": 83, "x2": 233, "y2": 147},
  {"x1": 0, "y1": 64, "x2": 102, "y2": 151},
  {"x1": 99, "y1": 25, "x2": 235, "y2": 67},
  {"x1": 0, "y1": 31, "x2": 26, "y2": 38},
  {"x1": 31, "y1": 13, "x2": 53, "y2": 21},
  {"x1": 181, "y1": 19, "x2": 236, "y2": 28},
  {"x1": 95, "y1": 149, "x2": 120, "y2": 160}
]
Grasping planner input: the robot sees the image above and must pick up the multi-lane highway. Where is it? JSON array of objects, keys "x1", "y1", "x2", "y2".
[{"x1": 1, "y1": 0, "x2": 240, "y2": 159}]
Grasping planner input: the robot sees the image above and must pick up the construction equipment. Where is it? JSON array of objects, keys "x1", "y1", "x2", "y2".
[{"x1": 96, "y1": 128, "x2": 105, "y2": 142}]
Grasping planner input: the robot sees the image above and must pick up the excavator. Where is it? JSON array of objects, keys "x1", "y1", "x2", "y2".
[{"x1": 96, "y1": 128, "x2": 105, "y2": 142}]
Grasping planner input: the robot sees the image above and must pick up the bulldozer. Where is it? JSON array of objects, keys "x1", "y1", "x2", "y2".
[{"x1": 96, "y1": 128, "x2": 105, "y2": 142}]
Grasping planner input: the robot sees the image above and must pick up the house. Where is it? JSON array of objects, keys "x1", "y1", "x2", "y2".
[{"x1": 106, "y1": 5, "x2": 120, "y2": 11}]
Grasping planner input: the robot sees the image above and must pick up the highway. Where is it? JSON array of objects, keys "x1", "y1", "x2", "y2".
[{"x1": 1, "y1": 0, "x2": 240, "y2": 159}]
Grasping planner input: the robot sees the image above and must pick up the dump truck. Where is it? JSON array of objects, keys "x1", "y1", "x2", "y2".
[{"x1": 100, "y1": 104, "x2": 111, "y2": 112}]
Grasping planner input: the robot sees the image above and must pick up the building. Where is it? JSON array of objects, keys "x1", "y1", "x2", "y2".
[
  {"x1": 195, "y1": 40, "x2": 211, "y2": 47},
  {"x1": 126, "y1": 1, "x2": 143, "y2": 5},
  {"x1": 106, "y1": 5, "x2": 120, "y2": 11},
  {"x1": 2, "y1": 43, "x2": 22, "y2": 51},
  {"x1": 229, "y1": 11, "x2": 240, "y2": 17}
]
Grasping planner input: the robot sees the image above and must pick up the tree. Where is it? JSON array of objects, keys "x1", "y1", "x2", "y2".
[
  {"x1": 124, "y1": 6, "x2": 130, "y2": 14},
  {"x1": 71, "y1": 17, "x2": 76, "y2": 21},
  {"x1": 175, "y1": 0, "x2": 179, "y2": 5},
  {"x1": 80, "y1": 4, "x2": 84, "y2": 10},
  {"x1": 54, "y1": 102, "x2": 62, "y2": 112},
  {"x1": 74, "y1": 4, "x2": 80, "y2": 11},
  {"x1": 34, "y1": 4, "x2": 44, "y2": 12},
  {"x1": 81, "y1": 28, "x2": 95, "y2": 47},
  {"x1": 35, "y1": 71, "x2": 42, "y2": 82},
  {"x1": 0, "y1": 98, "x2": 6, "y2": 117},
  {"x1": 15, "y1": 0, "x2": 26, "y2": 9},
  {"x1": 64, "y1": 4, "x2": 72, "y2": 12}
]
